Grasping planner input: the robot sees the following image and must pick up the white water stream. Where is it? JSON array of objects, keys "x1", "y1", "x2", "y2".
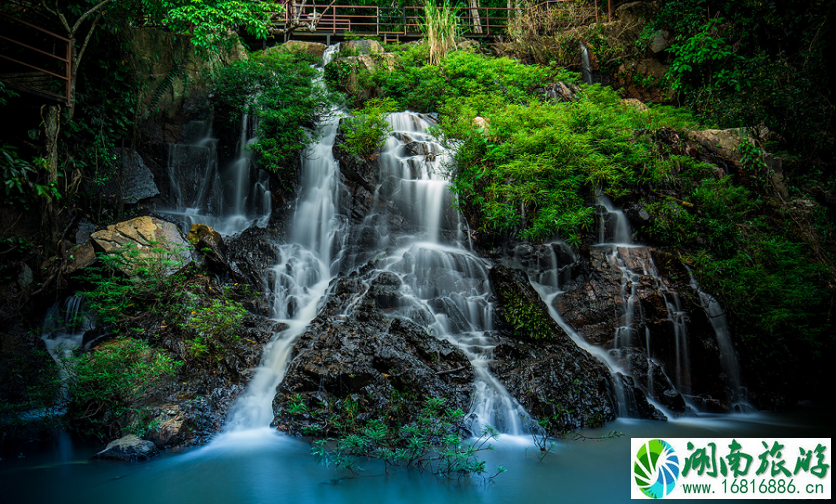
[
  {"x1": 161, "y1": 107, "x2": 271, "y2": 236},
  {"x1": 225, "y1": 55, "x2": 531, "y2": 433}
]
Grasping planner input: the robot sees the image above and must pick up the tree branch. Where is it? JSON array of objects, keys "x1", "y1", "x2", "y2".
[
  {"x1": 71, "y1": 0, "x2": 112, "y2": 34},
  {"x1": 74, "y1": 12, "x2": 101, "y2": 75}
]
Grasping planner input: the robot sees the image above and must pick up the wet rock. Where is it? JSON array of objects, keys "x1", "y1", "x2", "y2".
[
  {"x1": 649, "y1": 30, "x2": 671, "y2": 53},
  {"x1": 145, "y1": 404, "x2": 187, "y2": 448},
  {"x1": 537, "y1": 81, "x2": 582, "y2": 103},
  {"x1": 64, "y1": 242, "x2": 96, "y2": 276},
  {"x1": 187, "y1": 223, "x2": 223, "y2": 247},
  {"x1": 75, "y1": 218, "x2": 97, "y2": 244},
  {"x1": 555, "y1": 246, "x2": 727, "y2": 412},
  {"x1": 189, "y1": 224, "x2": 227, "y2": 274},
  {"x1": 223, "y1": 226, "x2": 279, "y2": 312},
  {"x1": 95, "y1": 435, "x2": 158, "y2": 461},
  {"x1": 687, "y1": 128, "x2": 753, "y2": 163},
  {"x1": 341, "y1": 39, "x2": 384, "y2": 55},
  {"x1": 489, "y1": 265, "x2": 664, "y2": 430},
  {"x1": 272, "y1": 40, "x2": 327, "y2": 60},
  {"x1": 272, "y1": 269, "x2": 474, "y2": 436},
  {"x1": 102, "y1": 149, "x2": 160, "y2": 204},
  {"x1": 148, "y1": 314, "x2": 280, "y2": 447},
  {"x1": 334, "y1": 124, "x2": 380, "y2": 223}
]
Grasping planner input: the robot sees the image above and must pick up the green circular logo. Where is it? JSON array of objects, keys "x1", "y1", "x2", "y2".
[{"x1": 634, "y1": 439, "x2": 680, "y2": 499}]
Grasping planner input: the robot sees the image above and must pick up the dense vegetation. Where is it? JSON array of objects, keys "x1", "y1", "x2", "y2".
[
  {"x1": 1, "y1": 0, "x2": 833, "y2": 445},
  {"x1": 329, "y1": 25, "x2": 833, "y2": 401},
  {"x1": 212, "y1": 48, "x2": 337, "y2": 175}
]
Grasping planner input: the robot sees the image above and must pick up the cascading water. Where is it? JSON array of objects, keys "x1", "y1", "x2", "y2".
[
  {"x1": 579, "y1": 43, "x2": 593, "y2": 85},
  {"x1": 525, "y1": 242, "x2": 646, "y2": 418},
  {"x1": 41, "y1": 296, "x2": 97, "y2": 398},
  {"x1": 224, "y1": 117, "x2": 343, "y2": 430},
  {"x1": 687, "y1": 267, "x2": 753, "y2": 412},
  {"x1": 528, "y1": 193, "x2": 750, "y2": 415},
  {"x1": 225, "y1": 44, "x2": 345, "y2": 431},
  {"x1": 226, "y1": 86, "x2": 531, "y2": 434},
  {"x1": 161, "y1": 105, "x2": 271, "y2": 236},
  {"x1": 336, "y1": 111, "x2": 532, "y2": 434},
  {"x1": 41, "y1": 296, "x2": 96, "y2": 362}
]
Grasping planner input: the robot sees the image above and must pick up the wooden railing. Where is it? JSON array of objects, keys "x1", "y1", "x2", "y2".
[
  {"x1": 279, "y1": 0, "x2": 605, "y2": 38},
  {"x1": 0, "y1": 12, "x2": 72, "y2": 106}
]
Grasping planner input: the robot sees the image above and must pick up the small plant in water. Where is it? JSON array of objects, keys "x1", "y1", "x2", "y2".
[{"x1": 311, "y1": 397, "x2": 505, "y2": 483}]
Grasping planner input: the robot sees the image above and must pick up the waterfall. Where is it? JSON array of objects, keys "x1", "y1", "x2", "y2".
[
  {"x1": 687, "y1": 268, "x2": 753, "y2": 412},
  {"x1": 580, "y1": 43, "x2": 593, "y2": 85},
  {"x1": 41, "y1": 296, "x2": 97, "y2": 399},
  {"x1": 161, "y1": 107, "x2": 271, "y2": 236},
  {"x1": 527, "y1": 243, "x2": 646, "y2": 418},
  {"x1": 340, "y1": 111, "x2": 532, "y2": 434},
  {"x1": 226, "y1": 101, "x2": 532, "y2": 434},
  {"x1": 225, "y1": 114, "x2": 343, "y2": 431},
  {"x1": 41, "y1": 296, "x2": 96, "y2": 362}
]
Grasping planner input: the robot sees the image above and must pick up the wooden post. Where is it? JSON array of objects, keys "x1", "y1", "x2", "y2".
[{"x1": 608, "y1": 0, "x2": 612, "y2": 22}]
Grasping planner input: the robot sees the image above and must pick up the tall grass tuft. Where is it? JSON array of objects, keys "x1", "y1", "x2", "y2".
[{"x1": 422, "y1": 0, "x2": 458, "y2": 65}]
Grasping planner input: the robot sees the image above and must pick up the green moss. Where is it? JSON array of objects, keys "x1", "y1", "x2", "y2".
[{"x1": 504, "y1": 293, "x2": 554, "y2": 342}]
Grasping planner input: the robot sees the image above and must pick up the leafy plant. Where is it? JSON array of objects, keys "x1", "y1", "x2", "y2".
[
  {"x1": 64, "y1": 338, "x2": 181, "y2": 437},
  {"x1": 79, "y1": 241, "x2": 191, "y2": 329},
  {"x1": 341, "y1": 98, "x2": 397, "y2": 158},
  {"x1": 213, "y1": 50, "x2": 337, "y2": 176},
  {"x1": 1, "y1": 147, "x2": 60, "y2": 209},
  {"x1": 311, "y1": 397, "x2": 504, "y2": 482},
  {"x1": 182, "y1": 298, "x2": 246, "y2": 358}
]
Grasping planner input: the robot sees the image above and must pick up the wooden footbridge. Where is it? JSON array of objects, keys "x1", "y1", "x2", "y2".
[
  {"x1": 1, "y1": 1, "x2": 614, "y2": 105},
  {"x1": 272, "y1": 0, "x2": 613, "y2": 44}
]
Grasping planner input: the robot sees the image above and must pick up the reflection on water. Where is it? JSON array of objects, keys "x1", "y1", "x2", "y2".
[{"x1": 2, "y1": 404, "x2": 830, "y2": 504}]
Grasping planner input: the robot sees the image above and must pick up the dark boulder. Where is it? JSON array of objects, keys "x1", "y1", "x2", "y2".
[
  {"x1": 95, "y1": 435, "x2": 158, "y2": 461},
  {"x1": 488, "y1": 264, "x2": 664, "y2": 432},
  {"x1": 272, "y1": 268, "x2": 474, "y2": 436}
]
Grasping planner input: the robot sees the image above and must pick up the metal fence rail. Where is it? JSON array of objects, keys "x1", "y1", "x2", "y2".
[
  {"x1": 279, "y1": 0, "x2": 607, "y2": 38},
  {"x1": 0, "y1": 12, "x2": 72, "y2": 106}
]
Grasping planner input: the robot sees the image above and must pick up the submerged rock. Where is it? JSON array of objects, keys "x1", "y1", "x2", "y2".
[{"x1": 95, "y1": 435, "x2": 158, "y2": 461}]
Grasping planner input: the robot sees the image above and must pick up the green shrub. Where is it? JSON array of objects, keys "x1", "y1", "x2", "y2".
[
  {"x1": 182, "y1": 298, "x2": 247, "y2": 358},
  {"x1": 311, "y1": 397, "x2": 504, "y2": 481},
  {"x1": 79, "y1": 241, "x2": 191, "y2": 330},
  {"x1": 65, "y1": 338, "x2": 181, "y2": 436},
  {"x1": 439, "y1": 85, "x2": 701, "y2": 244},
  {"x1": 341, "y1": 98, "x2": 397, "y2": 158},
  {"x1": 213, "y1": 50, "x2": 338, "y2": 174}
]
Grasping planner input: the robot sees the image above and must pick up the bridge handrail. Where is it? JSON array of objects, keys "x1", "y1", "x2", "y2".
[
  {"x1": 0, "y1": 12, "x2": 72, "y2": 106},
  {"x1": 280, "y1": 0, "x2": 605, "y2": 37}
]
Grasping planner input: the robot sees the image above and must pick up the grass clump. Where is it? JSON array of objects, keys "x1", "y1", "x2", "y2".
[{"x1": 421, "y1": 0, "x2": 458, "y2": 66}]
